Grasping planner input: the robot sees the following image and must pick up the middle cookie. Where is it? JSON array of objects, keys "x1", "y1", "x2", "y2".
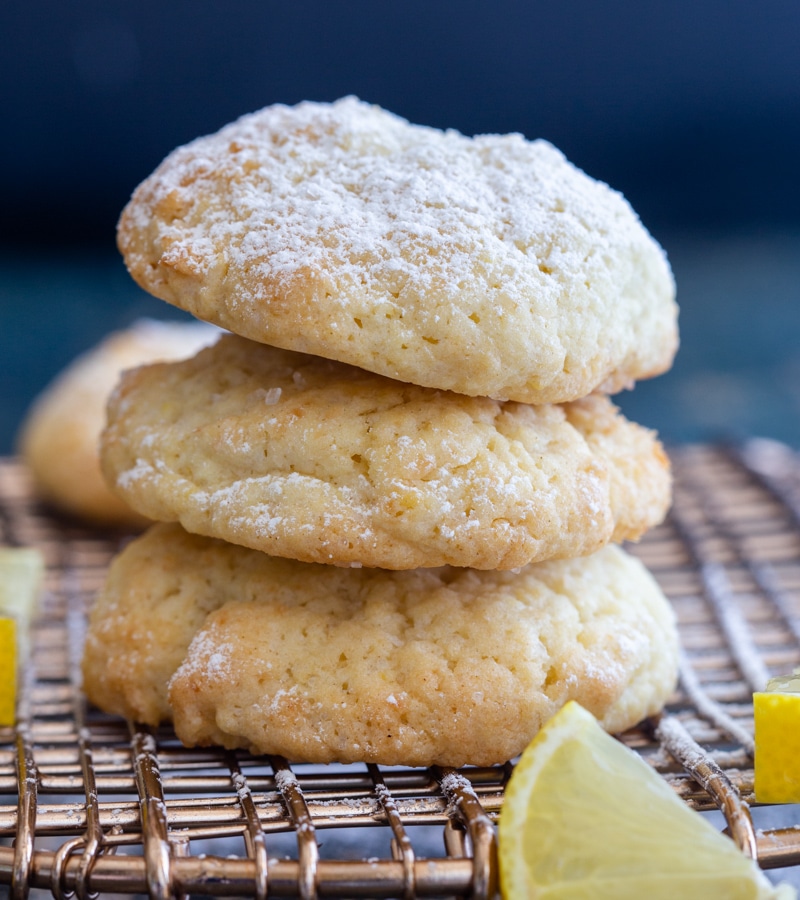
[{"x1": 101, "y1": 334, "x2": 671, "y2": 570}]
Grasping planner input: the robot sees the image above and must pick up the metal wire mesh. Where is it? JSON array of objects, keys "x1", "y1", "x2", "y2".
[{"x1": 3, "y1": 442, "x2": 800, "y2": 898}]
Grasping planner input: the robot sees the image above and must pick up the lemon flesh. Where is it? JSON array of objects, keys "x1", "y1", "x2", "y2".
[
  {"x1": 755, "y1": 670, "x2": 800, "y2": 804},
  {"x1": 499, "y1": 701, "x2": 794, "y2": 899}
]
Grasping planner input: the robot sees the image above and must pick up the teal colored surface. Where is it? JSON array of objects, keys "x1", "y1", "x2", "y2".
[
  {"x1": 616, "y1": 230, "x2": 800, "y2": 447},
  {"x1": 2, "y1": 230, "x2": 800, "y2": 454}
]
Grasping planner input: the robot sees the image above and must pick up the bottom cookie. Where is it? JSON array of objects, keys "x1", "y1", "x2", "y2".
[{"x1": 82, "y1": 524, "x2": 678, "y2": 767}]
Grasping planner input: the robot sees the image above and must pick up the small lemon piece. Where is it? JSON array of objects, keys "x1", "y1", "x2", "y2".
[
  {"x1": 0, "y1": 547, "x2": 44, "y2": 724},
  {"x1": 499, "y1": 701, "x2": 794, "y2": 899},
  {"x1": 0, "y1": 546, "x2": 44, "y2": 662},
  {"x1": 755, "y1": 670, "x2": 800, "y2": 803},
  {"x1": 0, "y1": 617, "x2": 17, "y2": 725}
]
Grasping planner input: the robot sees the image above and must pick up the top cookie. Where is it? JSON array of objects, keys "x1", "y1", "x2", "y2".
[{"x1": 118, "y1": 97, "x2": 678, "y2": 405}]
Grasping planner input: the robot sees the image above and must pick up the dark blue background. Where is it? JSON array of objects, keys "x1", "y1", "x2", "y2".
[
  {"x1": 4, "y1": 0, "x2": 800, "y2": 241},
  {"x1": 2, "y1": 0, "x2": 800, "y2": 451}
]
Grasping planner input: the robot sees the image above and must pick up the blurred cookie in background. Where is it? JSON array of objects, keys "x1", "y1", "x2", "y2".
[{"x1": 18, "y1": 319, "x2": 219, "y2": 526}]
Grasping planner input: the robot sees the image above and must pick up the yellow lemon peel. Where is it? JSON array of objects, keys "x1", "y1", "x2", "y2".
[
  {"x1": 0, "y1": 618, "x2": 17, "y2": 725},
  {"x1": 755, "y1": 670, "x2": 800, "y2": 804}
]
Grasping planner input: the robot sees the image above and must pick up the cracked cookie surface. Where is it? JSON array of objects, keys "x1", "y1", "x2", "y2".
[
  {"x1": 82, "y1": 524, "x2": 678, "y2": 766},
  {"x1": 100, "y1": 333, "x2": 671, "y2": 569},
  {"x1": 118, "y1": 97, "x2": 678, "y2": 404}
]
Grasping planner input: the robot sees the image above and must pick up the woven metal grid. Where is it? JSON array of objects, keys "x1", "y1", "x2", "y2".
[{"x1": 2, "y1": 442, "x2": 800, "y2": 898}]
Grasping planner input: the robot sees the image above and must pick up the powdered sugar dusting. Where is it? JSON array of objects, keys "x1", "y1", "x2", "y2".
[
  {"x1": 116, "y1": 457, "x2": 157, "y2": 489},
  {"x1": 252, "y1": 387, "x2": 282, "y2": 405},
  {"x1": 120, "y1": 96, "x2": 677, "y2": 404},
  {"x1": 273, "y1": 768, "x2": 299, "y2": 792},
  {"x1": 178, "y1": 630, "x2": 234, "y2": 682},
  {"x1": 149, "y1": 96, "x2": 645, "y2": 305}
]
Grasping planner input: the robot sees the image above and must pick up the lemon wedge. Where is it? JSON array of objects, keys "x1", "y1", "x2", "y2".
[
  {"x1": 754, "y1": 670, "x2": 800, "y2": 803},
  {"x1": 0, "y1": 547, "x2": 44, "y2": 725},
  {"x1": 499, "y1": 701, "x2": 794, "y2": 899}
]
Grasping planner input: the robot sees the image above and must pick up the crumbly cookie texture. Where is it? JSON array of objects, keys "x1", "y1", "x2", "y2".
[
  {"x1": 18, "y1": 319, "x2": 218, "y2": 526},
  {"x1": 81, "y1": 524, "x2": 679, "y2": 767},
  {"x1": 117, "y1": 97, "x2": 678, "y2": 405},
  {"x1": 100, "y1": 334, "x2": 671, "y2": 570}
]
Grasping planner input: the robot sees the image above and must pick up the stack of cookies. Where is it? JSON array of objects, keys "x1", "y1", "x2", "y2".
[{"x1": 82, "y1": 98, "x2": 680, "y2": 767}]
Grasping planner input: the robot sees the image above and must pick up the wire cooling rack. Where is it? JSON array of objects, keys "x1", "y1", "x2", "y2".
[{"x1": 3, "y1": 442, "x2": 800, "y2": 898}]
